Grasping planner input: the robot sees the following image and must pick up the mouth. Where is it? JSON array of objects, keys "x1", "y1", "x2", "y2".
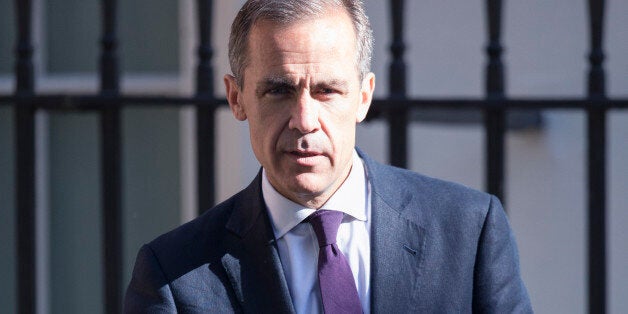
[
  {"x1": 287, "y1": 150, "x2": 325, "y2": 166},
  {"x1": 290, "y1": 150, "x2": 322, "y2": 157}
]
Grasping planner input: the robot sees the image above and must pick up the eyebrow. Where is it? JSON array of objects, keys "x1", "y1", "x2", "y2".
[
  {"x1": 255, "y1": 76, "x2": 296, "y2": 96},
  {"x1": 315, "y1": 79, "x2": 349, "y2": 91},
  {"x1": 255, "y1": 76, "x2": 350, "y2": 95}
]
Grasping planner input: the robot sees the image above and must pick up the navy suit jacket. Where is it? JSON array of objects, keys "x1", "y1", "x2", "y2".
[{"x1": 124, "y1": 150, "x2": 532, "y2": 313}]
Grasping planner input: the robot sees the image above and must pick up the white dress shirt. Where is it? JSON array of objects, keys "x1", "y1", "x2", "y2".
[{"x1": 262, "y1": 150, "x2": 372, "y2": 314}]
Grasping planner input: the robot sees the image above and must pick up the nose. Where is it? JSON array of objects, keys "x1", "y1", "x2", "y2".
[{"x1": 288, "y1": 92, "x2": 321, "y2": 133}]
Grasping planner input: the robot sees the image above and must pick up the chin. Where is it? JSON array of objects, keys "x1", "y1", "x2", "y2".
[{"x1": 290, "y1": 174, "x2": 330, "y2": 197}]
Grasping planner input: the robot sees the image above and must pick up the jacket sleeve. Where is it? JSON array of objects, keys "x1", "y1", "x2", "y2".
[
  {"x1": 124, "y1": 244, "x2": 177, "y2": 313},
  {"x1": 472, "y1": 195, "x2": 533, "y2": 313}
]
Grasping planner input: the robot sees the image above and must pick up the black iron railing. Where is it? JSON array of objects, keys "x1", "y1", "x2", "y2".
[{"x1": 1, "y1": 0, "x2": 626, "y2": 313}]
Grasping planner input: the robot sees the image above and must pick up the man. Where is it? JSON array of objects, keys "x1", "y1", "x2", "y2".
[{"x1": 124, "y1": 0, "x2": 532, "y2": 313}]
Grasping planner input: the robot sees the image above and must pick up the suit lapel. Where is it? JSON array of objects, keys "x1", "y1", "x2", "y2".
[
  {"x1": 220, "y1": 172, "x2": 295, "y2": 314},
  {"x1": 360, "y1": 151, "x2": 427, "y2": 312},
  {"x1": 370, "y1": 192, "x2": 426, "y2": 312}
]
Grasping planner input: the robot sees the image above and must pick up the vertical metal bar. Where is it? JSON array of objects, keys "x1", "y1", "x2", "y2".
[
  {"x1": 14, "y1": 0, "x2": 37, "y2": 313},
  {"x1": 388, "y1": 0, "x2": 408, "y2": 168},
  {"x1": 196, "y1": 0, "x2": 216, "y2": 214},
  {"x1": 15, "y1": 104, "x2": 36, "y2": 314},
  {"x1": 101, "y1": 0, "x2": 120, "y2": 94},
  {"x1": 484, "y1": 0, "x2": 506, "y2": 203},
  {"x1": 100, "y1": 0, "x2": 122, "y2": 312},
  {"x1": 14, "y1": 0, "x2": 35, "y2": 93},
  {"x1": 586, "y1": 0, "x2": 607, "y2": 313}
]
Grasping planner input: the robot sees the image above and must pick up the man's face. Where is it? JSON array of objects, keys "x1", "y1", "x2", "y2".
[{"x1": 224, "y1": 9, "x2": 375, "y2": 208}]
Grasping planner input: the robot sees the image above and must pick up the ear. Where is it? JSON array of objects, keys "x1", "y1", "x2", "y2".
[
  {"x1": 356, "y1": 72, "x2": 375, "y2": 123},
  {"x1": 224, "y1": 74, "x2": 247, "y2": 121}
]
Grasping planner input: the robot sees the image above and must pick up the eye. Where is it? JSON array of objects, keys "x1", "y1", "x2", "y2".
[
  {"x1": 313, "y1": 86, "x2": 342, "y2": 102},
  {"x1": 264, "y1": 84, "x2": 295, "y2": 98},
  {"x1": 319, "y1": 88, "x2": 335, "y2": 94},
  {"x1": 314, "y1": 86, "x2": 341, "y2": 97},
  {"x1": 267, "y1": 87, "x2": 289, "y2": 95}
]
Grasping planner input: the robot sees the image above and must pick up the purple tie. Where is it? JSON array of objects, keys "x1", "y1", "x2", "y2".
[{"x1": 307, "y1": 210, "x2": 362, "y2": 314}]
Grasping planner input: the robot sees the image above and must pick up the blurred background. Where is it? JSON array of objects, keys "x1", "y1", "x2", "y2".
[{"x1": 0, "y1": 0, "x2": 627, "y2": 313}]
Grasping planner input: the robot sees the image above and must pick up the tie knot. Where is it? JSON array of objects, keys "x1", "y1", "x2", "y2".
[{"x1": 307, "y1": 210, "x2": 344, "y2": 247}]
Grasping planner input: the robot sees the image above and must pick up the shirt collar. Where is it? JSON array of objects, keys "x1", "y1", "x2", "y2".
[{"x1": 263, "y1": 150, "x2": 368, "y2": 240}]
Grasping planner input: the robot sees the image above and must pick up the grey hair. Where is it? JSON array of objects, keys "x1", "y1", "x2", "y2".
[{"x1": 228, "y1": 0, "x2": 374, "y2": 87}]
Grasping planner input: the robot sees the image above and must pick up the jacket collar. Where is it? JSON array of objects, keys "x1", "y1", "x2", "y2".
[
  {"x1": 358, "y1": 149, "x2": 427, "y2": 312},
  {"x1": 221, "y1": 171, "x2": 296, "y2": 313}
]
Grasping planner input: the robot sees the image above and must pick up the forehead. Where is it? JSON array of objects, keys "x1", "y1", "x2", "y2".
[
  {"x1": 244, "y1": 9, "x2": 358, "y2": 79},
  {"x1": 249, "y1": 5, "x2": 356, "y2": 43}
]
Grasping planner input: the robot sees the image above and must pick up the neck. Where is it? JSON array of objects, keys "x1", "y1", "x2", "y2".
[{"x1": 274, "y1": 163, "x2": 354, "y2": 209}]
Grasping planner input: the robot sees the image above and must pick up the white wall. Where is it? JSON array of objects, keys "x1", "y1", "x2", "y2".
[{"x1": 211, "y1": 0, "x2": 628, "y2": 313}]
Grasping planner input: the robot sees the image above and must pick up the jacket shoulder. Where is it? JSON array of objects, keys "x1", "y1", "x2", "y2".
[
  {"x1": 364, "y1": 155, "x2": 493, "y2": 217},
  {"x1": 125, "y1": 194, "x2": 246, "y2": 312},
  {"x1": 144, "y1": 193, "x2": 240, "y2": 276}
]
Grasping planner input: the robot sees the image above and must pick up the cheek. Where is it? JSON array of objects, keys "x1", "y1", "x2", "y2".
[
  {"x1": 325, "y1": 102, "x2": 359, "y2": 130},
  {"x1": 250, "y1": 107, "x2": 288, "y2": 152},
  {"x1": 321, "y1": 113, "x2": 357, "y2": 152}
]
